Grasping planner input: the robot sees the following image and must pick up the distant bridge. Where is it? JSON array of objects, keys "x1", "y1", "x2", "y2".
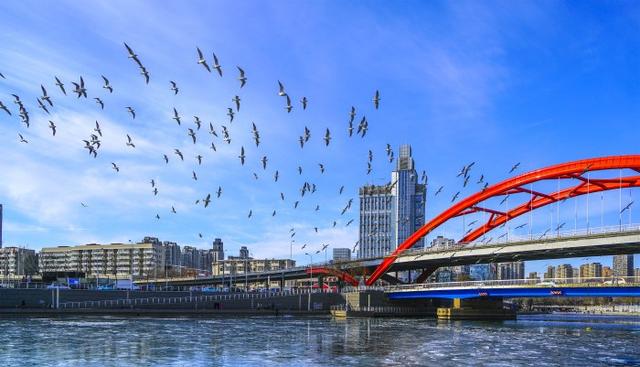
[
  {"x1": 384, "y1": 277, "x2": 640, "y2": 300},
  {"x1": 138, "y1": 228, "x2": 640, "y2": 288}
]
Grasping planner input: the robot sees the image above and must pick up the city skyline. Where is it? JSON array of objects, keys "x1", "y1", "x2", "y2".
[{"x1": 0, "y1": 1, "x2": 639, "y2": 276}]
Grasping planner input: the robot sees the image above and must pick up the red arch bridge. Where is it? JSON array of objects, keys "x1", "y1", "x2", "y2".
[{"x1": 138, "y1": 155, "x2": 640, "y2": 289}]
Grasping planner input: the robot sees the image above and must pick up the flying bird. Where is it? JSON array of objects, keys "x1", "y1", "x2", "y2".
[
  {"x1": 174, "y1": 149, "x2": 184, "y2": 161},
  {"x1": 203, "y1": 194, "x2": 211, "y2": 208},
  {"x1": 451, "y1": 191, "x2": 460, "y2": 202},
  {"x1": 173, "y1": 108, "x2": 181, "y2": 125},
  {"x1": 111, "y1": 162, "x2": 120, "y2": 172},
  {"x1": 373, "y1": 90, "x2": 380, "y2": 109},
  {"x1": 126, "y1": 134, "x2": 135, "y2": 148},
  {"x1": 48, "y1": 120, "x2": 56, "y2": 136},
  {"x1": 237, "y1": 66, "x2": 247, "y2": 88},
  {"x1": 196, "y1": 47, "x2": 211, "y2": 72},
  {"x1": 71, "y1": 76, "x2": 87, "y2": 98},
  {"x1": 284, "y1": 95, "x2": 292, "y2": 113},
  {"x1": 0, "y1": 101, "x2": 11, "y2": 115},
  {"x1": 54, "y1": 76, "x2": 66, "y2": 95},
  {"x1": 300, "y1": 97, "x2": 308, "y2": 110},
  {"x1": 212, "y1": 52, "x2": 223, "y2": 77},
  {"x1": 187, "y1": 128, "x2": 197, "y2": 144},
  {"x1": 40, "y1": 85, "x2": 53, "y2": 106},
  {"x1": 278, "y1": 80, "x2": 286, "y2": 96},
  {"x1": 621, "y1": 201, "x2": 634, "y2": 214},
  {"x1": 435, "y1": 186, "x2": 444, "y2": 196},
  {"x1": 36, "y1": 98, "x2": 49, "y2": 114},
  {"x1": 126, "y1": 106, "x2": 136, "y2": 119},
  {"x1": 233, "y1": 95, "x2": 241, "y2": 111},
  {"x1": 239, "y1": 146, "x2": 246, "y2": 165},
  {"x1": 216, "y1": 186, "x2": 222, "y2": 198},
  {"x1": 18, "y1": 133, "x2": 28, "y2": 144},
  {"x1": 324, "y1": 128, "x2": 331, "y2": 146},
  {"x1": 101, "y1": 75, "x2": 113, "y2": 93},
  {"x1": 509, "y1": 162, "x2": 520, "y2": 173},
  {"x1": 170, "y1": 81, "x2": 179, "y2": 94}
]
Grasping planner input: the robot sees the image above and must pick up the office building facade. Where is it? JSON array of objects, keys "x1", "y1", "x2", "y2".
[
  {"x1": 332, "y1": 248, "x2": 351, "y2": 262},
  {"x1": 613, "y1": 254, "x2": 634, "y2": 277},
  {"x1": 358, "y1": 144, "x2": 426, "y2": 258},
  {"x1": 0, "y1": 247, "x2": 37, "y2": 276}
]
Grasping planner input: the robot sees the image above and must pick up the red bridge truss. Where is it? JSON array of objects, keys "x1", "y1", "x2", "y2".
[{"x1": 365, "y1": 155, "x2": 640, "y2": 286}]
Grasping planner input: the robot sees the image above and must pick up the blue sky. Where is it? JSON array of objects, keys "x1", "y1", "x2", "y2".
[{"x1": 0, "y1": 1, "x2": 638, "y2": 274}]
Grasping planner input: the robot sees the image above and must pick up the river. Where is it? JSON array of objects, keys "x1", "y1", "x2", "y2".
[{"x1": 0, "y1": 314, "x2": 639, "y2": 366}]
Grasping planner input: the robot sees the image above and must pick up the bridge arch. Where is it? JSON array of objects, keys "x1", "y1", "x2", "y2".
[{"x1": 366, "y1": 155, "x2": 640, "y2": 286}]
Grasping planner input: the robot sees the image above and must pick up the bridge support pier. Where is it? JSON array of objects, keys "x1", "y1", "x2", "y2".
[{"x1": 437, "y1": 298, "x2": 516, "y2": 321}]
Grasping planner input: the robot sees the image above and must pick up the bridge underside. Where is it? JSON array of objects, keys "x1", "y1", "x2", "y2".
[{"x1": 387, "y1": 286, "x2": 640, "y2": 300}]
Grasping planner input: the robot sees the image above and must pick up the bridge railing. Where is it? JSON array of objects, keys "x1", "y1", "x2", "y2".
[{"x1": 384, "y1": 276, "x2": 640, "y2": 292}]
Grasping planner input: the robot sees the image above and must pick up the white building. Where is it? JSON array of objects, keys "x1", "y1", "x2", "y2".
[{"x1": 0, "y1": 247, "x2": 37, "y2": 277}]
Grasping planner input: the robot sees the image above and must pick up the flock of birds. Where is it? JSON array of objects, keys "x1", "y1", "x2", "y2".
[
  {"x1": 0, "y1": 42, "x2": 388, "y2": 259},
  {"x1": 1, "y1": 43, "x2": 633, "y2": 263}
]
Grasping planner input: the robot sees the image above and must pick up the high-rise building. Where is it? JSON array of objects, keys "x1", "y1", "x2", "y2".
[
  {"x1": 613, "y1": 254, "x2": 634, "y2": 277},
  {"x1": 635, "y1": 268, "x2": 640, "y2": 280},
  {"x1": 332, "y1": 248, "x2": 351, "y2": 262},
  {"x1": 580, "y1": 262, "x2": 602, "y2": 281},
  {"x1": 528, "y1": 272, "x2": 539, "y2": 280},
  {"x1": 358, "y1": 144, "x2": 426, "y2": 258},
  {"x1": 470, "y1": 264, "x2": 493, "y2": 281},
  {"x1": 429, "y1": 236, "x2": 455, "y2": 251},
  {"x1": 0, "y1": 247, "x2": 37, "y2": 276},
  {"x1": 162, "y1": 241, "x2": 181, "y2": 267},
  {"x1": 602, "y1": 266, "x2": 613, "y2": 278},
  {"x1": 544, "y1": 265, "x2": 555, "y2": 280},
  {"x1": 496, "y1": 261, "x2": 524, "y2": 280},
  {"x1": 212, "y1": 238, "x2": 224, "y2": 263},
  {"x1": 239, "y1": 246, "x2": 249, "y2": 259},
  {"x1": 556, "y1": 264, "x2": 573, "y2": 279}
]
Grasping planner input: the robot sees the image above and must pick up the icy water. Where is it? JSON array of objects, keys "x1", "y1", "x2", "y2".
[{"x1": 1, "y1": 314, "x2": 639, "y2": 366}]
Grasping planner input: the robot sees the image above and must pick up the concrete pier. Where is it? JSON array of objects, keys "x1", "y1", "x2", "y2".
[{"x1": 437, "y1": 298, "x2": 516, "y2": 320}]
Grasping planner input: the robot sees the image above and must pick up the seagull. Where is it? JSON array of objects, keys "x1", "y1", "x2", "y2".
[
  {"x1": 172, "y1": 108, "x2": 181, "y2": 125},
  {"x1": 233, "y1": 95, "x2": 241, "y2": 111},
  {"x1": 348, "y1": 120, "x2": 354, "y2": 137},
  {"x1": 248, "y1": 210, "x2": 252, "y2": 218},
  {"x1": 163, "y1": 154, "x2": 169, "y2": 164},
  {"x1": 227, "y1": 108, "x2": 234, "y2": 123},
  {"x1": 373, "y1": 90, "x2": 380, "y2": 109},
  {"x1": 300, "y1": 97, "x2": 308, "y2": 110},
  {"x1": 150, "y1": 179, "x2": 155, "y2": 188},
  {"x1": 284, "y1": 95, "x2": 292, "y2": 113},
  {"x1": 515, "y1": 223, "x2": 527, "y2": 230},
  {"x1": 124, "y1": 42, "x2": 139, "y2": 61},
  {"x1": 94, "y1": 97, "x2": 104, "y2": 110},
  {"x1": 71, "y1": 76, "x2": 87, "y2": 98},
  {"x1": 319, "y1": 163, "x2": 325, "y2": 174},
  {"x1": 278, "y1": 80, "x2": 286, "y2": 96},
  {"x1": 237, "y1": 66, "x2": 247, "y2": 88},
  {"x1": 174, "y1": 149, "x2": 184, "y2": 161},
  {"x1": 156, "y1": 214, "x2": 160, "y2": 220},
  {"x1": 239, "y1": 146, "x2": 246, "y2": 165},
  {"x1": 54, "y1": 76, "x2": 66, "y2": 95},
  {"x1": 40, "y1": 85, "x2": 53, "y2": 106},
  {"x1": 274, "y1": 170, "x2": 279, "y2": 182},
  {"x1": 499, "y1": 195, "x2": 510, "y2": 205},
  {"x1": 208, "y1": 122, "x2": 218, "y2": 137},
  {"x1": 193, "y1": 116, "x2": 202, "y2": 130},
  {"x1": 435, "y1": 186, "x2": 444, "y2": 196},
  {"x1": 111, "y1": 162, "x2": 120, "y2": 172},
  {"x1": 349, "y1": 106, "x2": 356, "y2": 123},
  {"x1": 216, "y1": 186, "x2": 222, "y2": 198},
  {"x1": 153, "y1": 188, "x2": 158, "y2": 196},
  {"x1": 126, "y1": 106, "x2": 136, "y2": 119},
  {"x1": 210, "y1": 142, "x2": 217, "y2": 151},
  {"x1": 81, "y1": 202, "x2": 88, "y2": 208},
  {"x1": 298, "y1": 166, "x2": 303, "y2": 175},
  {"x1": 37, "y1": 98, "x2": 50, "y2": 114},
  {"x1": 203, "y1": 194, "x2": 211, "y2": 208},
  {"x1": 261, "y1": 156, "x2": 268, "y2": 170},
  {"x1": 509, "y1": 162, "x2": 520, "y2": 173},
  {"x1": 196, "y1": 154, "x2": 203, "y2": 165},
  {"x1": 294, "y1": 201, "x2": 299, "y2": 209},
  {"x1": 212, "y1": 52, "x2": 222, "y2": 77},
  {"x1": 451, "y1": 191, "x2": 460, "y2": 202},
  {"x1": 192, "y1": 171, "x2": 198, "y2": 181},
  {"x1": 170, "y1": 81, "x2": 179, "y2": 95},
  {"x1": 324, "y1": 128, "x2": 331, "y2": 146},
  {"x1": 18, "y1": 133, "x2": 28, "y2": 144},
  {"x1": 621, "y1": 201, "x2": 634, "y2": 214},
  {"x1": 280, "y1": 192, "x2": 285, "y2": 201},
  {"x1": 101, "y1": 75, "x2": 113, "y2": 93},
  {"x1": 196, "y1": 47, "x2": 211, "y2": 72},
  {"x1": 339, "y1": 185, "x2": 345, "y2": 194},
  {"x1": 139, "y1": 65, "x2": 150, "y2": 84},
  {"x1": 0, "y1": 101, "x2": 11, "y2": 115},
  {"x1": 346, "y1": 219, "x2": 354, "y2": 226},
  {"x1": 187, "y1": 128, "x2": 197, "y2": 144},
  {"x1": 48, "y1": 120, "x2": 56, "y2": 136},
  {"x1": 171, "y1": 206, "x2": 177, "y2": 214},
  {"x1": 126, "y1": 134, "x2": 135, "y2": 148}
]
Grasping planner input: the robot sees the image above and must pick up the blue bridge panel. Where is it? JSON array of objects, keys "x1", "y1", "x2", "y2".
[{"x1": 387, "y1": 287, "x2": 640, "y2": 300}]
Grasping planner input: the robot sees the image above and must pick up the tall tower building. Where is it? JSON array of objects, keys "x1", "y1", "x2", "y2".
[
  {"x1": 212, "y1": 238, "x2": 224, "y2": 263},
  {"x1": 358, "y1": 145, "x2": 426, "y2": 258},
  {"x1": 613, "y1": 254, "x2": 634, "y2": 277}
]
